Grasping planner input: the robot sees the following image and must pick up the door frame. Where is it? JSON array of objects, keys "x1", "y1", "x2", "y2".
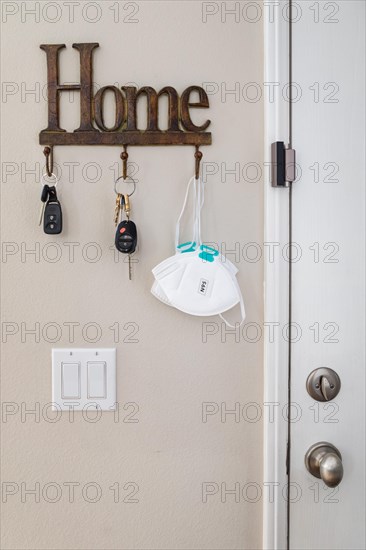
[{"x1": 263, "y1": 1, "x2": 291, "y2": 548}]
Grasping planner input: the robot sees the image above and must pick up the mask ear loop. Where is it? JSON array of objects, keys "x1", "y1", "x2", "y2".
[
  {"x1": 175, "y1": 176, "x2": 196, "y2": 251},
  {"x1": 194, "y1": 175, "x2": 205, "y2": 248},
  {"x1": 218, "y1": 277, "x2": 246, "y2": 328},
  {"x1": 175, "y1": 175, "x2": 205, "y2": 252},
  {"x1": 175, "y1": 147, "x2": 205, "y2": 252},
  {"x1": 194, "y1": 146, "x2": 204, "y2": 248}
]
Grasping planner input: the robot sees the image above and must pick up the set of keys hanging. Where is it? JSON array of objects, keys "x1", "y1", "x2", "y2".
[
  {"x1": 38, "y1": 147, "x2": 138, "y2": 280},
  {"x1": 114, "y1": 148, "x2": 137, "y2": 280},
  {"x1": 38, "y1": 175, "x2": 62, "y2": 234},
  {"x1": 39, "y1": 148, "x2": 62, "y2": 234}
]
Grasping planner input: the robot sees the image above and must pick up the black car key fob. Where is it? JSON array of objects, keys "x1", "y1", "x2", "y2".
[
  {"x1": 44, "y1": 186, "x2": 62, "y2": 234},
  {"x1": 44, "y1": 201, "x2": 62, "y2": 234},
  {"x1": 115, "y1": 220, "x2": 137, "y2": 254}
]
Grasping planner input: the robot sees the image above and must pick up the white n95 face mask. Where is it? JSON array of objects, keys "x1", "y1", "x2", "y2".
[
  {"x1": 151, "y1": 176, "x2": 245, "y2": 326},
  {"x1": 152, "y1": 246, "x2": 245, "y2": 319},
  {"x1": 151, "y1": 247, "x2": 239, "y2": 308}
]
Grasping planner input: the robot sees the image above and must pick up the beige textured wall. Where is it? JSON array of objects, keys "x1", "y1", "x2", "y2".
[{"x1": 1, "y1": 2, "x2": 264, "y2": 549}]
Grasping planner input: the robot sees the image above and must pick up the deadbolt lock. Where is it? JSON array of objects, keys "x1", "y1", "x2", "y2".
[{"x1": 306, "y1": 367, "x2": 341, "y2": 401}]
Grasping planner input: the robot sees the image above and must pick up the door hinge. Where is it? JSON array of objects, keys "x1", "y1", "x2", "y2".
[{"x1": 271, "y1": 141, "x2": 296, "y2": 188}]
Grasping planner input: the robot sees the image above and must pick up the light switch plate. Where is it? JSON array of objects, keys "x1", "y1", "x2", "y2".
[{"x1": 52, "y1": 348, "x2": 116, "y2": 411}]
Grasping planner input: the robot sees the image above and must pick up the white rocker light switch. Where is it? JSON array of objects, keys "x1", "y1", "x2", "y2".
[
  {"x1": 87, "y1": 362, "x2": 106, "y2": 398},
  {"x1": 61, "y1": 362, "x2": 80, "y2": 399},
  {"x1": 52, "y1": 349, "x2": 116, "y2": 411}
]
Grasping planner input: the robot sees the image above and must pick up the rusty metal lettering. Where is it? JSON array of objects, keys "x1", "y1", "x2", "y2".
[
  {"x1": 94, "y1": 86, "x2": 125, "y2": 132},
  {"x1": 39, "y1": 43, "x2": 212, "y2": 146},
  {"x1": 180, "y1": 86, "x2": 211, "y2": 132}
]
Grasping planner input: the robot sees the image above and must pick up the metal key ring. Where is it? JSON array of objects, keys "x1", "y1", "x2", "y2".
[
  {"x1": 42, "y1": 172, "x2": 58, "y2": 187},
  {"x1": 114, "y1": 175, "x2": 136, "y2": 197}
]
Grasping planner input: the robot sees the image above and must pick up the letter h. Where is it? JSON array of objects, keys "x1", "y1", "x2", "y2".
[{"x1": 40, "y1": 43, "x2": 99, "y2": 133}]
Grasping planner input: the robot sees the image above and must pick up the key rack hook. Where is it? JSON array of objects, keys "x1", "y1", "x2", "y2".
[
  {"x1": 43, "y1": 146, "x2": 54, "y2": 178},
  {"x1": 120, "y1": 145, "x2": 129, "y2": 180},
  {"x1": 195, "y1": 145, "x2": 203, "y2": 180}
]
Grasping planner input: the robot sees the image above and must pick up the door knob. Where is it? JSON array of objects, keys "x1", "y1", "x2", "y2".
[
  {"x1": 305, "y1": 442, "x2": 343, "y2": 487},
  {"x1": 306, "y1": 367, "x2": 341, "y2": 401}
]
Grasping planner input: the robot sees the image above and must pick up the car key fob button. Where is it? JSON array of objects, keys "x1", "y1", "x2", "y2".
[{"x1": 115, "y1": 220, "x2": 137, "y2": 254}]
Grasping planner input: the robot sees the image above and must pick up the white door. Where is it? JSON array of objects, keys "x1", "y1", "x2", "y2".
[{"x1": 290, "y1": 1, "x2": 365, "y2": 548}]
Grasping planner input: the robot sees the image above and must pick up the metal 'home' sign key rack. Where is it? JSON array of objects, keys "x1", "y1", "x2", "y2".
[{"x1": 39, "y1": 42, "x2": 212, "y2": 151}]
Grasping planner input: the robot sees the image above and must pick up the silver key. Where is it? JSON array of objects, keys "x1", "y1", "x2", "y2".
[
  {"x1": 38, "y1": 202, "x2": 46, "y2": 225},
  {"x1": 39, "y1": 184, "x2": 49, "y2": 226}
]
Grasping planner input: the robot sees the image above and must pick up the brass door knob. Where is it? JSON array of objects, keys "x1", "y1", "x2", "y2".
[{"x1": 305, "y1": 442, "x2": 343, "y2": 487}]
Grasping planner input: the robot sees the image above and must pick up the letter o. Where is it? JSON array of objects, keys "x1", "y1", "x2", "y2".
[
  {"x1": 82, "y1": 2, "x2": 102, "y2": 22},
  {"x1": 242, "y1": 402, "x2": 262, "y2": 423},
  {"x1": 42, "y1": 403, "x2": 62, "y2": 423},
  {"x1": 242, "y1": 82, "x2": 262, "y2": 103},
  {"x1": 242, "y1": 322, "x2": 263, "y2": 343},
  {"x1": 242, "y1": 242, "x2": 262, "y2": 263},
  {"x1": 82, "y1": 162, "x2": 102, "y2": 183},
  {"x1": 242, "y1": 162, "x2": 262, "y2": 183},
  {"x1": 82, "y1": 482, "x2": 102, "y2": 503},
  {"x1": 94, "y1": 86, "x2": 125, "y2": 131},
  {"x1": 42, "y1": 482, "x2": 62, "y2": 503},
  {"x1": 282, "y1": 2, "x2": 302, "y2": 23},
  {"x1": 82, "y1": 403, "x2": 102, "y2": 423},
  {"x1": 282, "y1": 322, "x2": 302, "y2": 343},
  {"x1": 282, "y1": 242, "x2": 302, "y2": 263},
  {"x1": 242, "y1": 2, "x2": 262, "y2": 22},
  {"x1": 242, "y1": 482, "x2": 262, "y2": 502},
  {"x1": 82, "y1": 243, "x2": 102, "y2": 263},
  {"x1": 282, "y1": 82, "x2": 302, "y2": 103},
  {"x1": 282, "y1": 402, "x2": 302, "y2": 423},
  {"x1": 82, "y1": 322, "x2": 102, "y2": 343},
  {"x1": 42, "y1": 2, "x2": 62, "y2": 22},
  {"x1": 42, "y1": 322, "x2": 62, "y2": 343},
  {"x1": 282, "y1": 482, "x2": 302, "y2": 502},
  {"x1": 42, "y1": 243, "x2": 62, "y2": 263}
]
